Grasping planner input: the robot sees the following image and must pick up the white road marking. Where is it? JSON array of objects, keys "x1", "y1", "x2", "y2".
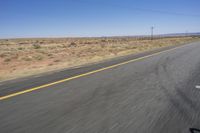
[
  {"x1": 109, "y1": 123, "x2": 119, "y2": 130},
  {"x1": 195, "y1": 85, "x2": 200, "y2": 89}
]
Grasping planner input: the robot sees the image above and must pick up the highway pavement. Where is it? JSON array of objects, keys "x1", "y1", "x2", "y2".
[{"x1": 1, "y1": 41, "x2": 200, "y2": 133}]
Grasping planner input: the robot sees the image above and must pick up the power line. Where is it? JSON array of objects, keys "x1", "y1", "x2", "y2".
[{"x1": 151, "y1": 26, "x2": 154, "y2": 40}]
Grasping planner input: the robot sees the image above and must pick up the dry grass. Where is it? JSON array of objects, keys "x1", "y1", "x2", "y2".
[{"x1": 0, "y1": 36, "x2": 199, "y2": 81}]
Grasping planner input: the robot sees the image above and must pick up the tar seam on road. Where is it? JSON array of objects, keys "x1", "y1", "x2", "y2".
[{"x1": 0, "y1": 44, "x2": 188, "y2": 101}]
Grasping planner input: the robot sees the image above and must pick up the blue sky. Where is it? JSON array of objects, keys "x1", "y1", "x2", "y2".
[{"x1": 0, "y1": 0, "x2": 200, "y2": 38}]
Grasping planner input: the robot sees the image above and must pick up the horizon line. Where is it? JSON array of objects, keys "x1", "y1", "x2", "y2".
[{"x1": 0, "y1": 32, "x2": 200, "y2": 40}]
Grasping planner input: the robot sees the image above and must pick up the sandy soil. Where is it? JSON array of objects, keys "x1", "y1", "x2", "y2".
[{"x1": 0, "y1": 36, "x2": 199, "y2": 81}]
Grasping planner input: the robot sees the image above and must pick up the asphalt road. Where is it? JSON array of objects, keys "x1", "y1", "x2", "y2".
[{"x1": 1, "y1": 42, "x2": 200, "y2": 133}]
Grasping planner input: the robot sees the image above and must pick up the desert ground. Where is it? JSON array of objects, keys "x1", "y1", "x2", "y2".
[{"x1": 0, "y1": 36, "x2": 199, "y2": 81}]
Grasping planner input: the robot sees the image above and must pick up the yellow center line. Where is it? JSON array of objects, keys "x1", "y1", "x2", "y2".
[{"x1": 0, "y1": 44, "x2": 186, "y2": 101}]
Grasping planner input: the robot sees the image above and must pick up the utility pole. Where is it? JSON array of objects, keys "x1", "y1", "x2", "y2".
[
  {"x1": 151, "y1": 26, "x2": 154, "y2": 40},
  {"x1": 185, "y1": 30, "x2": 188, "y2": 37}
]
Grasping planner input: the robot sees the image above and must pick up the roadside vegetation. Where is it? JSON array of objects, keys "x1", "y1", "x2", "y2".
[{"x1": 0, "y1": 36, "x2": 199, "y2": 81}]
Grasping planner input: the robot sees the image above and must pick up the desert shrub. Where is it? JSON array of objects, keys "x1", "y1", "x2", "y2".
[
  {"x1": 38, "y1": 50, "x2": 47, "y2": 54},
  {"x1": 0, "y1": 53, "x2": 7, "y2": 58},
  {"x1": 18, "y1": 47, "x2": 24, "y2": 50},
  {"x1": 4, "y1": 58, "x2": 11, "y2": 62},
  {"x1": 47, "y1": 53, "x2": 53, "y2": 57},
  {"x1": 48, "y1": 63, "x2": 54, "y2": 66},
  {"x1": 69, "y1": 42, "x2": 77, "y2": 47},
  {"x1": 84, "y1": 41, "x2": 92, "y2": 44},
  {"x1": 22, "y1": 57, "x2": 32, "y2": 61},
  {"x1": 54, "y1": 59, "x2": 60, "y2": 62},
  {"x1": 100, "y1": 44, "x2": 106, "y2": 48},
  {"x1": 34, "y1": 55, "x2": 43, "y2": 61},
  {"x1": 101, "y1": 39, "x2": 107, "y2": 42},
  {"x1": 33, "y1": 44, "x2": 41, "y2": 49},
  {"x1": 39, "y1": 41, "x2": 44, "y2": 44},
  {"x1": 61, "y1": 44, "x2": 68, "y2": 48}
]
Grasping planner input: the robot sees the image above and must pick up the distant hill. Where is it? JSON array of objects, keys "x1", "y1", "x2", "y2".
[
  {"x1": 157, "y1": 32, "x2": 200, "y2": 37},
  {"x1": 101, "y1": 32, "x2": 200, "y2": 39}
]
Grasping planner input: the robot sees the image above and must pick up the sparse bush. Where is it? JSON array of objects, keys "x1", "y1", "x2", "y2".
[
  {"x1": 100, "y1": 44, "x2": 106, "y2": 48},
  {"x1": 0, "y1": 53, "x2": 7, "y2": 58},
  {"x1": 69, "y1": 42, "x2": 77, "y2": 47},
  {"x1": 39, "y1": 41, "x2": 44, "y2": 44},
  {"x1": 47, "y1": 53, "x2": 53, "y2": 57},
  {"x1": 22, "y1": 57, "x2": 32, "y2": 61},
  {"x1": 61, "y1": 44, "x2": 68, "y2": 48},
  {"x1": 38, "y1": 50, "x2": 47, "y2": 54},
  {"x1": 101, "y1": 39, "x2": 107, "y2": 42},
  {"x1": 54, "y1": 59, "x2": 60, "y2": 62},
  {"x1": 48, "y1": 63, "x2": 54, "y2": 66},
  {"x1": 34, "y1": 55, "x2": 43, "y2": 61},
  {"x1": 18, "y1": 47, "x2": 24, "y2": 50},
  {"x1": 19, "y1": 42, "x2": 26, "y2": 45},
  {"x1": 33, "y1": 44, "x2": 41, "y2": 49},
  {"x1": 4, "y1": 58, "x2": 11, "y2": 62},
  {"x1": 84, "y1": 41, "x2": 92, "y2": 44}
]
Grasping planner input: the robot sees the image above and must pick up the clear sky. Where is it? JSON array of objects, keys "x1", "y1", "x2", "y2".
[{"x1": 0, "y1": 0, "x2": 200, "y2": 38}]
